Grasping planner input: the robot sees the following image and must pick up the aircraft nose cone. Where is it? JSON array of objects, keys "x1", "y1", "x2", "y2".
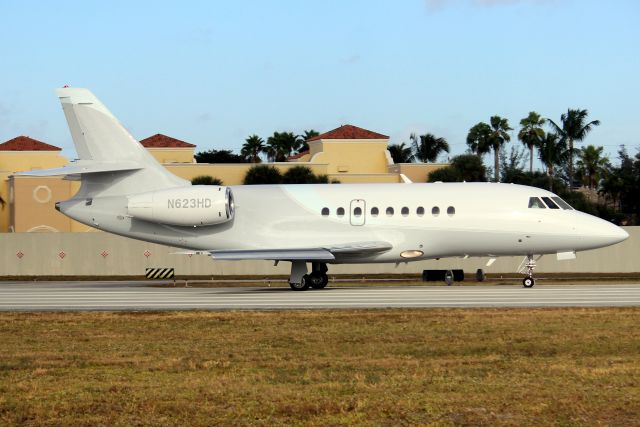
[{"x1": 597, "y1": 221, "x2": 629, "y2": 246}]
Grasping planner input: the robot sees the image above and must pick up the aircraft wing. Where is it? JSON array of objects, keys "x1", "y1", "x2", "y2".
[{"x1": 204, "y1": 241, "x2": 393, "y2": 261}]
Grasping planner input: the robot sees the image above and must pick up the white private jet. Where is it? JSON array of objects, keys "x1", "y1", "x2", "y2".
[{"x1": 21, "y1": 88, "x2": 629, "y2": 290}]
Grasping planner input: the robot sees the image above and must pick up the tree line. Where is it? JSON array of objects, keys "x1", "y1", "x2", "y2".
[{"x1": 195, "y1": 130, "x2": 319, "y2": 164}]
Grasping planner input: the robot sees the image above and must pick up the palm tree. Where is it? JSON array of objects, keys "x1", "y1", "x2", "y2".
[
  {"x1": 537, "y1": 133, "x2": 567, "y2": 191},
  {"x1": 576, "y1": 145, "x2": 609, "y2": 189},
  {"x1": 297, "y1": 129, "x2": 319, "y2": 153},
  {"x1": 410, "y1": 133, "x2": 449, "y2": 163},
  {"x1": 518, "y1": 112, "x2": 545, "y2": 173},
  {"x1": 241, "y1": 135, "x2": 265, "y2": 163},
  {"x1": 191, "y1": 175, "x2": 223, "y2": 185},
  {"x1": 243, "y1": 165, "x2": 283, "y2": 184},
  {"x1": 466, "y1": 122, "x2": 492, "y2": 156},
  {"x1": 547, "y1": 108, "x2": 600, "y2": 188},
  {"x1": 388, "y1": 142, "x2": 415, "y2": 163},
  {"x1": 266, "y1": 132, "x2": 300, "y2": 161},
  {"x1": 486, "y1": 116, "x2": 512, "y2": 182}
]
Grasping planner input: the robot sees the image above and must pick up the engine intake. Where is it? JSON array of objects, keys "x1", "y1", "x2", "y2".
[{"x1": 127, "y1": 185, "x2": 234, "y2": 226}]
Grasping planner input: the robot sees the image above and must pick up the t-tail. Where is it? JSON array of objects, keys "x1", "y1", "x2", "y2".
[{"x1": 19, "y1": 87, "x2": 189, "y2": 197}]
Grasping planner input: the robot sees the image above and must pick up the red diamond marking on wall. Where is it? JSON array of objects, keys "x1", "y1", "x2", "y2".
[
  {"x1": 187, "y1": 253, "x2": 193, "y2": 258},
  {"x1": 100, "y1": 250, "x2": 109, "y2": 258},
  {"x1": 58, "y1": 251, "x2": 66, "y2": 259},
  {"x1": 143, "y1": 250, "x2": 151, "y2": 258},
  {"x1": 16, "y1": 251, "x2": 24, "y2": 259}
]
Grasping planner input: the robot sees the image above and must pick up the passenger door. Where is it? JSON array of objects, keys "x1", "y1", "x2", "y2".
[{"x1": 350, "y1": 199, "x2": 366, "y2": 226}]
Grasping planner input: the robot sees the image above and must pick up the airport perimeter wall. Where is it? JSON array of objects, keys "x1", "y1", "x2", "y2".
[{"x1": 0, "y1": 227, "x2": 638, "y2": 277}]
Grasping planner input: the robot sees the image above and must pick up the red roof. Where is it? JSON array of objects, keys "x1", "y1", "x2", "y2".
[
  {"x1": 287, "y1": 150, "x2": 310, "y2": 160},
  {"x1": 0, "y1": 136, "x2": 62, "y2": 151},
  {"x1": 307, "y1": 124, "x2": 389, "y2": 142},
  {"x1": 139, "y1": 133, "x2": 196, "y2": 148}
]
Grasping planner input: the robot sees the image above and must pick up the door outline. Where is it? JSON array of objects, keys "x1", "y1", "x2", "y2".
[{"x1": 350, "y1": 199, "x2": 366, "y2": 226}]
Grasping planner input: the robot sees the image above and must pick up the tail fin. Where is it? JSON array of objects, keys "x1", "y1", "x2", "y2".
[{"x1": 56, "y1": 87, "x2": 188, "y2": 196}]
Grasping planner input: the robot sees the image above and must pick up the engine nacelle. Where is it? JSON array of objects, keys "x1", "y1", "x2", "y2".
[{"x1": 127, "y1": 186, "x2": 234, "y2": 226}]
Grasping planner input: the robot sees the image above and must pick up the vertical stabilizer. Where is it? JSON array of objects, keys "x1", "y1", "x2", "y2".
[{"x1": 56, "y1": 87, "x2": 188, "y2": 196}]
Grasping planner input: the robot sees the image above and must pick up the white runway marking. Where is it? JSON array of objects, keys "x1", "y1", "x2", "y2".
[{"x1": 0, "y1": 282, "x2": 640, "y2": 311}]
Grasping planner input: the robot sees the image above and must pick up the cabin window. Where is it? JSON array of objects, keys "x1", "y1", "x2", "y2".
[
  {"x1": 528, "y1": 197, "x2": 546, "y2": 209},
  {"x1": 401, "y1": 207, "x2": 409, "y2": 216},
  {"x1": 371, "y1": 207, "x2": 379, "y2": 217},
  {"x1": 354, "y1": 207, "x2": 363, "y2": 217},
  {"x1": 447, "y1": 206, "x2": 455, "y2": 216},
  {"x1": 321, "y1": 207, "x2": 330, "y2": 216},
  {"x1": 337, "y1": 207, "x2": 345, "y2": 217},
  {"x1": 432, "y1": 206, "x2": 440, "y2": 216},
  {"x1": 541, "y1": 197, "x2": 560, "y2": 209},
  {"x1": 552, "y1": 197, "x2": 573, "y2": 210},
  {"x1": 386, "y1": 207, "x2": 394, "y2": 216},
  {"x1": 417, "y1": 206, "x2": 425, "y2": 216}
]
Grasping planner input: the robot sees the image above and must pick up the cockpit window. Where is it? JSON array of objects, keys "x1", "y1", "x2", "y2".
[
  {"x1": 541, "y1": 197, "x2": 560, "y2": 209},
  {"x1": 551, "y1": 197, "x2": 573, "y2": 210},
  {"x1": 528, "y1": 197, "x2": 546, "y2": 209}
]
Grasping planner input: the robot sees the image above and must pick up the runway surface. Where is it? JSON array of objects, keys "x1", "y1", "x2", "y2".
[{"x1": 1, "y1": 282, "x2": 640, "y2": 311}]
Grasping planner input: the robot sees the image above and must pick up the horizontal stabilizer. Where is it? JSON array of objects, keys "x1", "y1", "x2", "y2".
[{"x1": 16, "y1": 161, "x2": 142, "y2": 177}]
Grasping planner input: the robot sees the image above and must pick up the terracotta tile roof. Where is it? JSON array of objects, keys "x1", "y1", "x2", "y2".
[
  {"x1": 287, "y1": 150, "x2": 310, "y2": 160},
  {"x1": 0, "y1": 136, "x2": 62, "y2": 151},
  {"x1": 307, "y1": 124, "x2": 389, "y2": 142},
  {"x1": 139, "y1": 133, "x2": 196, "y2": 148}
]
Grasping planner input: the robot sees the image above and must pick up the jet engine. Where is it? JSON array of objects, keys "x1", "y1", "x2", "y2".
[{"x1": 127, "y1": 185, "x2": 234, "y2": 226}]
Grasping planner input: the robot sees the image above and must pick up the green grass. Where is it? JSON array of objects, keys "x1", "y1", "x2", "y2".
[{"x1": 1, "y1": 309, "x2": 639, "y2": 426}]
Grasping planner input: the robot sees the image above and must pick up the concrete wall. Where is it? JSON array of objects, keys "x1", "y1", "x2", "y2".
[{"x1": 1, "y1": 227, "x2": 638, "y2": 277}]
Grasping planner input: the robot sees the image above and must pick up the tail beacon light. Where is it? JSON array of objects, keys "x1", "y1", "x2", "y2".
[{"x1": 127, "y1": 186, "x2": 234, "y2": 226}]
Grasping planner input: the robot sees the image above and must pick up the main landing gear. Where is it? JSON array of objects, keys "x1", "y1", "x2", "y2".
[
  {"x1": 520, "y1": 254, "x2": 537, "y2": 288},
  {"x1": 289, "y1": 261, "x2": 329, "y2": 291}
]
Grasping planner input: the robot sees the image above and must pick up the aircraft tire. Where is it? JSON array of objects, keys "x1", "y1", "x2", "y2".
[
  {"x1": 308, "y1": 272, "x2": 327, "y2": 289},
  {"x1": 522, "y1": 276, "x2": 535, "y2": 288},
  {"x1": 290, "y1": 275, "x2": 310, "y2": 291}
]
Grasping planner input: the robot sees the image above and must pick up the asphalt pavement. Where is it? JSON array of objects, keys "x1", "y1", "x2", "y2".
[{"x1": 1, "y1": 282, "x2": 639, "y2": 311}]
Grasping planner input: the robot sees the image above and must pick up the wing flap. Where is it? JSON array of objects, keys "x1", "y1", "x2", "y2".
[
  {"x1": 192, "y1": 241, "x2": 392, "y2": 261},
  {"x1": 208, "y1": 248, "x2": 334, "y2": 261}
]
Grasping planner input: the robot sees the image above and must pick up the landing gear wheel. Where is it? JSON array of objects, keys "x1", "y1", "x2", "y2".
[
  {"x1": 290, "y1": 275, "x2": 310, "y2": 291},
  {"x1": 522, "y1": 276, "x2": 535, "y2": 288},
  {"x1": 307, "y1": 272, "x2": 327, "y2": 289},
  {"x1": 444, "y1": 270, "x2": 454, "y2": 286}
]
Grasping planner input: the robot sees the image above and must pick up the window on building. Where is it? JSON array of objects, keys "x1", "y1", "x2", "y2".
[
  {"x1": 321, "y1": 207, "x2": 330, "y2": 216},
  {"x1": 337, "y1": 207, "x2": 345, "y2": 217},
  {"x1": 386, "y1": 207, "x2": 394, "y2": 216},
  {"x1": 432, "y1": 206, "x2": 440, "y2": 216},
  {"x1": 417, "y1": 206, "x2": 425, "y2": 216}
]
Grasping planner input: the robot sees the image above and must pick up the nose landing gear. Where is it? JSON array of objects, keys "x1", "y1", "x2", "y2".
[{"x1": 520, "y1": 255, "x2": 538, "y2": 288}]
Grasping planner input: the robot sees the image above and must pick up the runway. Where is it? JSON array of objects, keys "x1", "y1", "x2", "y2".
[{"x1": 1, "y1": 282, "x2": 640, "y2": 311}]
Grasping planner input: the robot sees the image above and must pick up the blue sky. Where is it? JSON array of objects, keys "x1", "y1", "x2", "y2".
[{"x1": 1, "y1": 0, "x2": 638, "y2": 166}]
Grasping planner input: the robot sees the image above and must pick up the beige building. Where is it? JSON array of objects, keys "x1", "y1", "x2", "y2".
[{"x1": 1, "y1": 125, "x2": 446, "y2": 232}]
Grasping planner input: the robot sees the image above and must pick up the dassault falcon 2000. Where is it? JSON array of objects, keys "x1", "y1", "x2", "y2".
[{"x1": 22, "y1": 87, "x2": 629, "y2": 290}]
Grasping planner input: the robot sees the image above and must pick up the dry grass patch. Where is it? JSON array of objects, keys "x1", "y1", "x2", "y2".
[{"x1": 0, "y1": 309, "x2": 639, "y2": 426}]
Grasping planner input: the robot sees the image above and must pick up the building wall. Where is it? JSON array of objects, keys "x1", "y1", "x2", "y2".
[
  {"x1": 147, "y1": 148, "x2": 195, "y2": 164},
  {"x1": 389, "y1": 163, "x2": 449, "y2": 183},
  {"x1": 166, "y1": 163, "x2": 331, "y2": 185},
  {"x1": 8, "y1": 176, "x2": 92, "y2": 232},
  {"x1": 309, "y1": 139, "x2": 390, "y2": 174},
  {"x1": 0, "y1": 227, "x2": 637, "y2": 276}
]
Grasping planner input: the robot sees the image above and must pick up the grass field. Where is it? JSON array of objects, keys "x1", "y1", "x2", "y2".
[{"x1": 1, "y1": 308, "x2": 639, "y2": 426}]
